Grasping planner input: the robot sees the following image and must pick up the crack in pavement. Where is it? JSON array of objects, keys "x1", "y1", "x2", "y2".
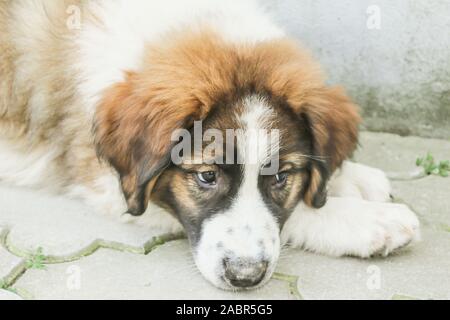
[
  {"x1": 2, "y1": 226, "x2": 301, "y2": 299},
  {"x1": 1, "y1": 286, "x2": 34, "y2": 300},
  {"x1": 0, "y1": 163, "x2": 445, "y2": 300},
  {"x1": 0, "y1": 260, "x2": 27, "y2": 288},
  {"x1": 272, "y1": 272, "x2": 303, "y2": 300},
  {"x1": 0, "y1": 229, "x2": 29, "y2": 299},
  {"x1": 2, "y1": 228, "x2": 186, "y2": 264},
  {"x1": 0, "y1": 227, "x2": 186, "y2": 299}
]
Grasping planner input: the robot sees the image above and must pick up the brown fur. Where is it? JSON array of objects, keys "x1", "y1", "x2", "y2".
[
  {"x1": 1, "y1": 0, "x2": 359, "y2": 214},
  {"x1": 0, "y1": 1, "x2": 118, "y2": 196},
  {"x1": 95, "y1": 29, "x2": 360, "y2": 213}
]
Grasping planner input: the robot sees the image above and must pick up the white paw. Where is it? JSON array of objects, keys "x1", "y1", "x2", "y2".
[
  {"x1": 329, "y1": 161, "x2": 392, "y2": 202},
  {"x1": 346, "y1": 203, "x2": 421, "y2": 258},
  {"x1": 282, "y1": 198, "x2": 420, "y2": 259}
]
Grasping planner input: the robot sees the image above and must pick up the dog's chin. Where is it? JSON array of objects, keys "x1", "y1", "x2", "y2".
[{"x1": 190, "y1": 212, "x2": 282, "y2": 291}]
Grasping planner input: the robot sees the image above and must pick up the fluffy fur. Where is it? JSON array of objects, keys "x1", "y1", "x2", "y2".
[{"x1": 0, "y1": 0, "x2": 420, "y2": 290}]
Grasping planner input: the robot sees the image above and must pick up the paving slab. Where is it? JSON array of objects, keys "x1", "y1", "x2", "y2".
[
  {"x1": 0, "y1": 246, "x2": 24, "y2": 283},
  {"x1": 0, "y1": 226, "x2": 24, "y2": 286},
  {"x1": 1, "y1": 132, "x2": 450, "y2": 299},
  {"x1": 0, "y1": 185, "x2": 181, "y2": 259},
  {"x1": 273, "y1": 131, "x2": 450, "y2": 300},
  {"x1": 277, "y1": 228, "x2": 450, "y2": 300},
  {"x1": 392, "y1": 176, "x2": 450, "y2": 227},
  {"x1": 15, "y1": 240, "x2": 295, "y2": 300},
  {"x1": 354, "y1": 132, "x2": 450, "y2": 175},
  {"x1": 0, "y1": 289, "x2": 22, "y2": 300}
]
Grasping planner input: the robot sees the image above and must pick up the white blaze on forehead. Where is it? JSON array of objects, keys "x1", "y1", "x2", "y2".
[
  {"x1": 215, "y1": 95, "x2": 281, "y2": 254},
  {"x1": 193, "y1": 95, "x2": 281, "y2": 288},
  {"x1": 234, "y1": 95, "x2": 279, "y2": 220},
  {"x1": 238, "y1": 96, "x2": 280, "y2": 168}
]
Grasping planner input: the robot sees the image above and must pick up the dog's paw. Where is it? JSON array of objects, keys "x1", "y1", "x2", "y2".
[
  {"x1": 348, "y1": 203, "x2": 420, "y2": 258},
  {"x1": 283, "y1": 198, "x2": 420, "y2": 259},
  {"x1": 354, "y1": 165, "x2": 392, "y2": 202},
  {"x1": 329, "y1": 161, "x2": 392, "y2": 202}
]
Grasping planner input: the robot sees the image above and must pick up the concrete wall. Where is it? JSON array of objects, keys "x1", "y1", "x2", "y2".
[{"x1": 262, "y1": 0, "x2": 450, "y2": 139}]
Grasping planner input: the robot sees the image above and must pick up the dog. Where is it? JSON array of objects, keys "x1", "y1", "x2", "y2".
[{"x1": 0, "y1": 0, "x2": 419, "y2": 290}]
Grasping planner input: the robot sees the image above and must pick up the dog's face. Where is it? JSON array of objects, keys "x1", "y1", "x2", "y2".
[
  {"x1": 94, "y1": 32, "x2": 360, "y2": 290},
  {"x1": 150, "y1": 96, "x2": 313, "y2": 289}
]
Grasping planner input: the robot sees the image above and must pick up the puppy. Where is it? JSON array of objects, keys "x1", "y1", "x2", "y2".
[{"x1": 0, "y1": 0, "x2": 419, "y2": 290}]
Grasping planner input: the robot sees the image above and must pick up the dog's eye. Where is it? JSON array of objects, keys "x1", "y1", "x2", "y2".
[
  {"x1": 273, "y1": 172, "x2": 288, "y2": 188},
  {"x1": 196, "y1": 171, "x2": 217, "y2": 187}
]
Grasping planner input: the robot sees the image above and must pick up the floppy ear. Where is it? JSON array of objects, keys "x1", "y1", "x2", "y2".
[
  {"x1": 299, "y1": 86, "x2": 361, "y2": 208},
  {"x1": 94, "y1": 72, "x2": 205, "y2": 216}
]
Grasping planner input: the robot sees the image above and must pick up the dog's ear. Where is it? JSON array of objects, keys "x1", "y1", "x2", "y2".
[
  {"x1": 94, "y1": 72, "x2": 206, "y2": 216},
  {"x1": 299, "y1": 86, "x2": 361, "y2": 208}
]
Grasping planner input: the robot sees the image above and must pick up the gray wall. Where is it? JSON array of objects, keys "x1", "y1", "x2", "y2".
[{"x1": 263, "y1": 0, "x2": 450, "y2": 139}]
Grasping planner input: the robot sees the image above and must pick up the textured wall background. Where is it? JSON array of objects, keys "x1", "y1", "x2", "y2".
[{"x1": 263, "y1": 0, "x2": 450, "y2": 139}]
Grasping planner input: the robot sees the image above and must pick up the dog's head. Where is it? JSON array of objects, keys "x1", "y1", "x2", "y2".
[{"x1": 94, "y1": 32, "x2": 360, "y2": 290}]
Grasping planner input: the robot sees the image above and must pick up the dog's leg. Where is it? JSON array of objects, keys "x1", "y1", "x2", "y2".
[
  {"x1": 328, "y1": 161, "x2": 392, "y2": 202},
  {"x1": 281, "y1": 197, "x2": 420, "y2": 258}
]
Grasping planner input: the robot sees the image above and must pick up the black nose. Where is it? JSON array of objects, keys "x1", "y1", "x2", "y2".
[{"x1": 223, "y1": 259, "x2": 268, "y2": 288}]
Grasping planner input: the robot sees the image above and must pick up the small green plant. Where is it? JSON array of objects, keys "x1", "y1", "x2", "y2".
[
  {"x1": 26, "y1": 247, "x2": 47, "y2": 270},
  {"x1": 0, "y1": 279, "x2": 6, "y2": 289},
  {"x1": 416, "y1": 153, "x2": 450, "y2": 177}
]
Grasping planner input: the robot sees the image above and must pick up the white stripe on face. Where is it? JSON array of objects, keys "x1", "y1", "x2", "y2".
[
  {"x1": 193, "y1": 96, "x2": 281, "y2": 290},
  {"x1": 238, "y1": 96, "x2": 280, "y2": 169}
]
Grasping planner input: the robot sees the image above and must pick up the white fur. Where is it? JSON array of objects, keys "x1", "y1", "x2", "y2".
[
  {"x1": 195, "y1": 96, "x2": 280, "y2": 289},
  {"x1": 281, "y1": 161, "x2": 420, "y2": 258},
  {"x1": 76, "y1": 0, "x2": 284, "y2": 118},
  {"x1": 282, "y1": 197, "x2": 420, "y2": 258},
  {"x1": 1, "y1": 1, "x2": 421, "y2": 291},
  {"x1": 2, "y1": 0, "x2": 284, "y2": 226},
  {"x1": 239, "y1": 96, "x2": 278, "y2": 166},
  {"x1": 0, "y1": 138, "x2": 62, "y2": 189},
  {"x1": 65, "y1": 173, "x2": 126, "y2": 216},
  {"x1": 66, "y1": 172, "x2": 183, "y2": 233},
  {"x1": 329, "y1": 161, "x2": 392, "y2": 202}
]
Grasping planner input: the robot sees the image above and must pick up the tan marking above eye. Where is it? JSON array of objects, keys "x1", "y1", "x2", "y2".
[
  {"x1": 278, "y1": 153, "x2": 310, "y2": 168},
  {"x1": 265, "y1": 158, "x2": 307, "y2": 176},
  {"x1": 278, "y1": 163, "x2": 294, "y2": 173},
  {"x1": 178, "y1": 163, "x2": 218, "y2": 173}
]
